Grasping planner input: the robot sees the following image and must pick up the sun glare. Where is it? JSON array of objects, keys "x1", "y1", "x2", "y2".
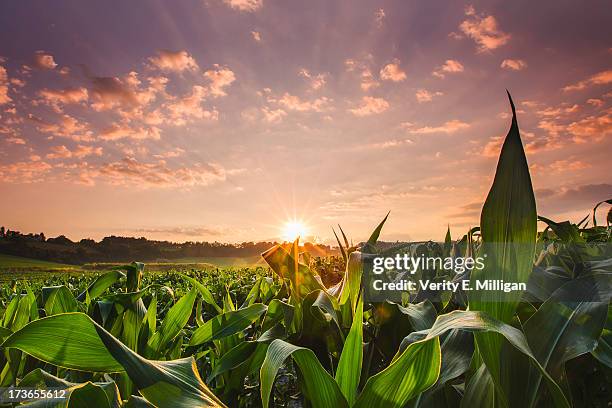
[{"x1": 281, "y1": 220, "x2": 309, "y2": 242}]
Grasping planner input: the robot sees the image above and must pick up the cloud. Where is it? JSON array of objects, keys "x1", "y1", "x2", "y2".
[
  {"x1": 536, "y1": 183, "x2": 612, "y2": 214},
  {"x1": 0, "y1": 65, "x2": 10, "y2": 104},
  {"x1": 133, "y1": 226, "x2": 227, "y2": 237},
  {"x1": 100, "y1": 124, "x2": 161, "y2": 141},
  {"x1": 46, "y1": 144, "x2": 103, "y2": 159},
  {"x1": 567, "y1": 108, "x2": 612, "y2": 143},
  {"x1": 165, "y1": 85, "x2": 218, "y2": 125},
  {"x1": 415, "y1": 89, "x2": 443, "y2": 103},
  {"x1": 90, "y1": 75, "x2": 153, "y2": 112},
  {"x1": 374, "y1": 8, "x2": 385, "y2": 27},
  {"x1": 222, "y1": 0, "x2": 262, "y2": 12},
  {"x1": 0, "y1": 159, "x2": 52, "y2": 183},
  {"x1": 359, "y1": 68, "x2": 379, "y2": 91},
  {"x1": 357, "y1": 138, "x2": 414, "y2": 150},
  {"x1": 38, "y1": 87, "x2": 88, "y2": 111},
  {"x1": 501, "y1": 59, "x2": 527, "y2": 71},
  {"x1": 33, "y1": 51, "x2": 57, "y2": 69},
  {"x1": 404, "y1": 119, "x2": 469, "y2": 134},
  {"x1": 98, "y1": 157, "x2": 230, "y2": 188},
  {"x1": 32, "y1": 114, "x2": 94, "y2": 142},
  {"x1": 349, "y1": 96, "x2": 389, "y2": 116},
  {"x1": 299, "y1": 69, "x2": 327, "y2": 90},
  {"x1": 433, "y1": 59, "x2": 464, "y2": 78},
  {"x1": 251, "y1": 30, "x2": 262, "y2": 42},
  {"x1": 148, "y1": 50, "x2": 198, "y2": 72},
  {"x1": 203, "y1": 66, "x2": 236, "y2": 97},
  {"x1": 458, "y1": 6, "x2": 510, "y2": 52},
  {"x1": 153, "y1": 148, "x2": 185, "y2": 159},
  {"x1": 380, "y1": 60, "x2": 407, "y2": 82},
  {"x1": 587, "y1": 98, "x2": 604, "y2": 108},
  {"x1": 563, "y1": 70, "x2": 612, "y2": 92},
  {"x1": 261, "y1": 107, "x2": 287, "y2": 123},
  {"x1": 547, "y1": 159, "x2": 591, "y2": 173},
  {"x1": 275, "y1": 93, "x2": 331, "y2": 112}
]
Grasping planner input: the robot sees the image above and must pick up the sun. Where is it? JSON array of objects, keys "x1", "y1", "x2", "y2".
[{"x1": 281, "y1": 220, "x2": 309, "y2": 242}]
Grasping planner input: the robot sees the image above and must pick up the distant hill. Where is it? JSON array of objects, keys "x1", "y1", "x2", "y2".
[{"x1": 0, "y1": 226, "x2": 336, "y2": 265}]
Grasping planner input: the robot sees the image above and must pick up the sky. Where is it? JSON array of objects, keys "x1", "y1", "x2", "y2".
[{"x1": 0, "y1": 0, "x2": 611, "y2": 244}]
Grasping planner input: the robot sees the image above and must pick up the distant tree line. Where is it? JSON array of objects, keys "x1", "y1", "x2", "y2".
[{"x1": 0, "y1": 226, "x2": 333, "y2": 265}]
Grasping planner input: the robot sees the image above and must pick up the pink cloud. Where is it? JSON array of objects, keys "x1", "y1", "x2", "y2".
[
  {"x1": 33, "y1": 51, "x2": 57, "y2": 69},
  {"x1": 415, "y1": 89, "x2": 443, "y2": 103},
  {"x1": 567, "y1": 108, "x2": 612, "y2": 143},
  {"x1": 459, "y1": 6, "x2": 511, "y2": 52},
  {"x1": 203, "y1": 66, "x2": 236, "y2": 97},
  {"x1": 0, "y1": 159, "x2": 52, "y2": 183},
  {"x1": 274, "y1": 92, "x2": 331, "y2": 112},
  {"x1": 165, "y1": 85, "x2": 218, "y2": 125},
  {"x1": 380, "y1": 60, "x2": 407, "y2": 82},
  {"x1": 261, "y1": 107, "x2": 287, "y2": 123},
  {"x1": 299, "y1": 69, "x2": 327, "y2": 90},
  {"x1": 251, "y1": 31, "x2": 262, "y2": 42},
  {"x1": 349, "y1": 96, "x2": 389, "y2": 116},
  {"x1": 433, "y1": 60, "x2": 464, "y2": 78},
  {"x1": 100, "y1": 124, "x2": 161, "y2": 141},
  {"x1": 98, "y1": 157, "x2": 229, "y2": 188},
  {"x1": 563, "y1": 70, "x2": 612, "y2": 92},
  {"x1": 222, "y1": 0, "x2": 263, "y2": 12},
  {"x1": 501, "y1": 59, "x2": 527, "y2": 71},
  {"x1": 148, "y1": 50, "x2": 198, "y2": 72},
  {"x1": 404, "y1": 119, "x2": 469, "y2": 134},
  {"x1": 46, "y1": 144, "x2": 103, "y2": 159},
  {"x1": 32, "y1": 114, "x2": 93, "y2": 142},
  {"x1": 0, "y1": 65, "x2": 11, "y2": 105}
]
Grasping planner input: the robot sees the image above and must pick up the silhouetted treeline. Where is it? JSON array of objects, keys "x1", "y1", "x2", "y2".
[{"x1": 0, "y1": 226, "x2": 333, "y2": 265}]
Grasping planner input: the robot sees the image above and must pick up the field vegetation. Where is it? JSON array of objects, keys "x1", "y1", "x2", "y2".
[{"x1": 0, "y1": 95, "x2": 610, "y2": 407}]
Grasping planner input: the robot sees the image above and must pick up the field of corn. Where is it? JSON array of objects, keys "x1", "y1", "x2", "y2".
[{"x1": 0, "y1": 95, "x2": 611, "y2": 407}]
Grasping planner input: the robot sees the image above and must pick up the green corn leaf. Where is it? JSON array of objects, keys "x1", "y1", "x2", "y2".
[
  {"x1": 4, "y1": 312, "x2": 226, "y2": 407},
  {"x1": 520, "y1": 272, "x2": 611, "y2": 406},
  {"x1": 469, "y1": 92, "x2": 537, "y2": 396},
  {"x1": 189, "y1": 303, "x2": 267, "y2": 346},
  {"x1": 2, "y1": 313, "x2": 124, "y2": 372},
  {"x1": 76, "y1": 270, "x2": 125, "y2": 302},
  {"x1": 592, "y1": 304, "x2": 612, "y2": 367},
  {"x1": 261, "y1": 245, "x2": 326, "y2": 299},
  {"x1": 260, "y1": 339, "x2": 348, "y2": 408},
  {"x1": 335, "y1": 293, "x2": 363, "y2": 406},
  {"x1": 461, "y1": 364, "x2": 495, "y2": 408},
  {"x1": 396, "y1": 310, "x2": 570, "y2": 408},
  {"x1": 146, "y1": 288, "x2": 196, "y2": 356},
  {"x1": 42, "y1": 286, "x2": 78, "y2": 316},
  {"x1": 333, "y1": 227, "x2": 348, "y2": 263},
  {"x1": 354, "y1": 335, "x2": 440, "y2": 408},
  {"x1": 363, "y1": 212, "x2": 390, "y2": 252},
  {"x1": 180, "y1": 274, "x2": 222, "y2": 314}
]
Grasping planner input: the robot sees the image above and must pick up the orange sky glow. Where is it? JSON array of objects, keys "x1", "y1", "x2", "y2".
[{"x1": 0, "y1": 0, "x2": 610, "y2": 244}]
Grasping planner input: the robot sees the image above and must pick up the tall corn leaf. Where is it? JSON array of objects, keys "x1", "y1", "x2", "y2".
[
  {"x1": 146, "y1": 288, "x2": 196, "y2": 357},
  {"x1": 335, "y1": 294, "x2": 363, "y2": 405},
  {"x1": 76, "y1": 270, "x2": 125, "y2": 302},
  {"x1": 469, "y1": 92, "x2": 537, "y2": 400},
  {"x1": 394, "y1": 310, "x2": 569, "y2": 408},
  {"x1": 353, "y1": 336, "x2": 440, "y2": 408},
  {"x1": 260, "y1": 339, "x2": 348, "y2": 408},
  {"x1": 519, "y1": 272, "x2": 610, "y2": 406},
  {"x1": 189, "y1": 303, "x2": 267, "y2": 346}
]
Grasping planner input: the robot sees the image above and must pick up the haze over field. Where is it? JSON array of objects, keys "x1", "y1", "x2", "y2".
[{"x1": 0, "y1": 0, "x2": 610, "y2": 243}]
